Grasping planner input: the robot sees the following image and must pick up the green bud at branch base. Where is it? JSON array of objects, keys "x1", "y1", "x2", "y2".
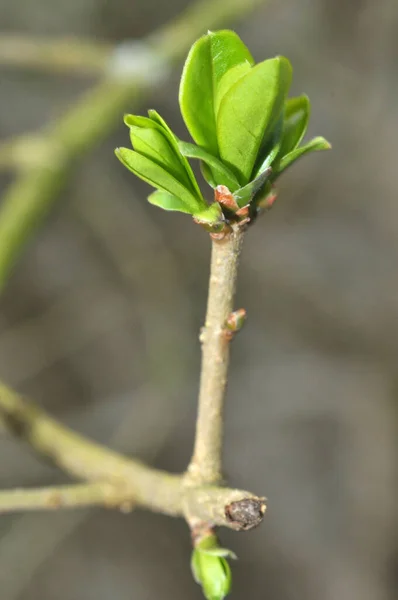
[{"x1": 191, "y1": 534, "x2": 237, "y2": 600}]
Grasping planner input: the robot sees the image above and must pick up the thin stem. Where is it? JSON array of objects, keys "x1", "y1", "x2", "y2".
[
  {"x1": 0, "y1": 380, "x2": 265, "y2": 530},
  {"x1": 0, "y1": 483, "x2": 120, "y2": 514},
  {"x1": 187, "y1": 226, "x2": 245, "y2": 484}
]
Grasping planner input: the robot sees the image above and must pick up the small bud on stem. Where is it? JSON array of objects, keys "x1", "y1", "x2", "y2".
[{"x1": 224, "y1": 308, "x2": 247, "y2": 340}]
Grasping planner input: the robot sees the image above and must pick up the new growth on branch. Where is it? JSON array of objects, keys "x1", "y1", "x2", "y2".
[{"x1": 0, "y1": 24, "x2": 329, "y2": 600}]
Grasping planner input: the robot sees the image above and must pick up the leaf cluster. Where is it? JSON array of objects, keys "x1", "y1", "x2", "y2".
[{"x1": 116, "y1": 30, "x2": 330, "y2": 226}]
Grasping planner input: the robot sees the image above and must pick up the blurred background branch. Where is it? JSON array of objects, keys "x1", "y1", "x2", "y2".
[
  {"x1": 0, "y1": 482, "x2": 120, "y2": 514},
  {"x1": 0, "y1": 34, "x2": 111, "y2": 76}
]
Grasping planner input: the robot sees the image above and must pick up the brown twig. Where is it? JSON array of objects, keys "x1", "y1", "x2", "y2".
[{"x1": 186, "y1": 225, "x2": 245, "y2": 485}]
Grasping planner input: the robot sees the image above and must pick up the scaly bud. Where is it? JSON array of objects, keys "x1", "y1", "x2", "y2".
[
  {"x1": 225, "y1": 308, "x2": 247, "y2": 339},
  {"x1": 215, "y1": 185, "x2": 240, "y2": 213}
]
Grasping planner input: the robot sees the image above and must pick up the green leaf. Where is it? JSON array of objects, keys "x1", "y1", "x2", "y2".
[
  {"x1": 254, "y1": 141, "x2": 281, "y2": 179},
  {"x1": 217, "y1": 57, "x2": 292, "y2": 184},
  {"x1": 115, "y1": 147, "x2": 205, "y2": 212},
  {"x1": 125, "y1": 113, "x2": 203, "y2": 201},
  {"x1": 217, "y1": 56, "x2": 292, "y2": 185},
  {"x1": 147, "y1": 110, "x2": 203, "y2": 200},
  {"x1": 147, "y1": 191, "x2": 193, "y2": 214},
  {"x1": 252, "y1": 115, "x2": 283, "y2": 179},
  {"x1": 179, "y1": 30, "x2": 254, "y2": 156},
  {"x1": 215, "y1": 62, "x2": 252, "y2": 117},
  {"x1": 126, "y1": 123, "x2": 193, "y2": 192},
  {"x1": 233, "y1": 167, "x2": 272, "y2": 208},
  {"x1": 278, "y1": 95, "x2": 310, "y2": 159},
  {"x1": 178, "y1": 141, "x2": 241, "y2": 192},
  {"x1": 201, "y1": 162, "x2": 217, "y2": 188},
  {"x1": 274, "y1": 136, "x2": 331, "y2": 177}
]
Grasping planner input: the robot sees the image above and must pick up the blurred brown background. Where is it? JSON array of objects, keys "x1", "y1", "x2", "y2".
[{"x1": 0, "y1": 0, "x2": 397, "y2": 599}]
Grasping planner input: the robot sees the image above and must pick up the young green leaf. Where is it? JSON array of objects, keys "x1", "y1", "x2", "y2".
[
  {"x1": 214, "y1": 62, "x2": 252, "y2": 117},
  {"x1": 124, "y1": 114, "x2": 157, "y2": 130},
  {"x1": 147, "y1": 191, "x2": 193, "y2": 214},
  {"x1": 274, "y1": 136, "x2": 331, "y2": 177},
  {"x1": 115, "y1": 147, "x2": 205, "y2": 212},
  {"x1": 179, "y1": 30, "x2": 254, "y2": 156},
  {"x1": 127, "y1": 124, "x2": 195, "y2": 192},
  {"x1": 277, "y1": 95, "x2": 310, "y2": 159},
  {"x1": 201, "y1": 162, "x2": 217, "y2": 188},
  {"x1": 178, "y1": 141, "x2": 241, "y2": 192},
  {"x1": 147, "y1": 109, "x2": 203, "y2": 200},
  {"x1": 217, "y1": 56, "x2": 292, "y2": 184},
  {"x1": 233, "y1": 167, "x2": 272, "y2": 208},
  {"x1": 252, "y1": 115, "x2": 283, "y2": 179}
]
